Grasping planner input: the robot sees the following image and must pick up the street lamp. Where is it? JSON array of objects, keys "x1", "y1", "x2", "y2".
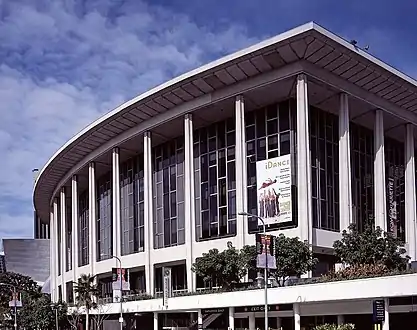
[
  {"x1": 0, "y1": 283, "x2": 18, "y2": 330},
  {"x1": 101, "y1": 253, "x2": 124, "y2": 330},
  {"x1": 238, "y1": 212, "x2": 269, "y2": 330},
  {"x1": 50, "y1": 303, "x2": 61, "y2": 330},
  {"x1": 112, "y1": 255, "x2": 124, "y2": 330}
]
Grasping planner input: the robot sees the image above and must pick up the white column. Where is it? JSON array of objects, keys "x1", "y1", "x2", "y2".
[
  {"x1": 153, "y1": 312, "x2": 158, "y2": 330},
  {"x1": 294, "y1": 303, "x2": 301, "y2": 330},
  {"x1": 49, "y1": 208, "x2": 56, "y2": 302},
  {"x1": 71, "y1": 175, "x2": 79, "y2": 294},
  {"x1": 277, "y1": 317, "x2": 282, "y2": 330},
  {"x1": 53, "y1": 198, "x2": 59, "y2": 301},
  {"x1": 405, "y1": 124, "x2": 417, "y2": 261},
  {"x1": 112, "y1": 147, "x2": 121, "y2": 258},
  {"x1": 337, "y1": 315, "x2": 344, "y2": 325},
  {"x1": 374, "y1": 110, "x2": 387, "y2": 231},
  {"x1": 383, "y1": 298, "x2": 390, "y2": 330},
  {"x1": 249, "y1": 313, "x2": 256, "y2": 330},
  {"x1": 60, "y1": 188, "x2": 67, "y2": 301},
  {"x1": 229, "y1": 307, "x2": 235, "y2": 330},
  {"x1": 197, "y1": 309, "x2": 203, "y2": 328},
  {"x1": 339, "y1": 93, "x2": 353, "y2": 231},
  {"x1": 88, "y1": 162, "x2": 97, "y2": 274},
  {"x1": 296, "y1": 74, "x2": 312, "y2": 246},
  {"x1": 184, "y1": 114, "x2": 195, "y2": 291},
  {"x1": 144, "y1": 132, "x2": 154, "y2": 295},
  {"x1": 235, "y1": 95, "x2": 247, "y2": 247}
]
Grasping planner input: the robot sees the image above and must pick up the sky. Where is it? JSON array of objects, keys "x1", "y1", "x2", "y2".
[{"x1": 0, "y1": 0, "x2": 416, "y2": 242}]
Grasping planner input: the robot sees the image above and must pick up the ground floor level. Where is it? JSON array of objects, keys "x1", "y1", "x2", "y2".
[{"x1": 96, "y1": 299, "x2": 417, "y2": 330}]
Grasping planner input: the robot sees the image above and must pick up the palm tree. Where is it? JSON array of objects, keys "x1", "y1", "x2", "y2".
[{"x1": 74, "y1": 274, "x2": 99, "y2": 330}]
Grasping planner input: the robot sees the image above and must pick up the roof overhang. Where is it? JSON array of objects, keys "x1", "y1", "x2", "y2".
[{"x1": 34, "y1": 22, "x2": 417, "y2": 223}]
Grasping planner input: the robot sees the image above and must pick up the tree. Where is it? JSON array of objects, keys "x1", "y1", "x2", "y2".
[
  {"x1": 192, "y1": 242, "x2": 255, "y2": 289},
  {"x1": 92, "y1": 302, "x2": 111, "y2": 330},
  {"x1": 19, "y1": 294, "x2": 68, "y2": 330},
  {"x1": 333, "y1": 223, "x2": 409, "y2": 271},
  {"x1": 74, "y1": 274, "x2": 100, "y2": 330},
  {"x1": 0, "y1": 272, "x2": 42, "y2": 328},
  {"x1": 67, "y1": 307, "x2": 82, "y2": 330},
  {"x1": 271, "y1": 234, "x2": 317, "y2": 286}
]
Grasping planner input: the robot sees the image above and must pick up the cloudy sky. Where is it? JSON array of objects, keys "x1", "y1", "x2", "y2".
[{"x1": 0, "y1": 0, "x2": 416, "y2": 242}]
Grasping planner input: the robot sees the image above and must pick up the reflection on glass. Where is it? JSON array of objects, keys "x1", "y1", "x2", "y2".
[
  {"x1": 194, "y1": 119, "x2": 237, "y2": 240},
  {"x1": 153, "y1": 138, "x2": 185, "y2": 249}
]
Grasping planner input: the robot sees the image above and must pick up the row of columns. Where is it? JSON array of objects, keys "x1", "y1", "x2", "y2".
[
  {"x1": 151, "y1": 301, "x2": 390, "y2": 330},
  {"x1": 49, "y1": 73, "x2": 417, "y2": 303}
]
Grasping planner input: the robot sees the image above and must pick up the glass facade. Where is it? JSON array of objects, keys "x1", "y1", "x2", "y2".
[
  {"x1": 350, "y1": 124, "x2": 374, "y2": 232},
  {"x1": 120, "y1": 156, "x2": 145, "y2": 255},
  {"x1": 153, "y1": 138, "x2": 185, "y2": 249},
  {"x1": 78, "y1": 191, "x2": 89, "y2": 266},
  {"x1": 96, "y1": 173, "x2": 113, "y2": 261},
  {"x1": 66, "y1": 194, "x2": 72, "y2": 272},
  {"x1": 194, "y1": 118, "x2": 237, "y2": 240},
  {"x1": 245, "y1": 100, "x2": 297, "y2": 233},
  {"x1": 310, "y1": 107, "x2": 340, "y2": 232},
  {"x1": 385, "y1": 137, "x2": 405, "y2": 241}
]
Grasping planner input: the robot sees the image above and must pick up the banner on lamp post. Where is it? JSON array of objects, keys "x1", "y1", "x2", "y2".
[{"x1": 256, "y1": 233, "x2": 277, "y2": 270}]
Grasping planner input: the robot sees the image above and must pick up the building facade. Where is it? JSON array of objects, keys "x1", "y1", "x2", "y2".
[{"x1": 34, "y1": 23, "x2": 417, "y2": 330}]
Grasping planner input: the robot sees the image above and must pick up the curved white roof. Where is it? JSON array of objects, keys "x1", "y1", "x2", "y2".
[{"x1": 34, "y1": 22, "x2": 417, "y2": 222}]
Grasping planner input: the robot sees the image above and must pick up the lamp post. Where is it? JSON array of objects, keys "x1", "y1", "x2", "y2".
[
  {"x1": 50, "y1": 303, "x2": 61, "y2": 330},
  {"x1": 0, "y1": 283, "x2": 18, "y2": 330},
  {"x1": 112, "y1": 255, "x2": 124, "y2": 330},
  {"x1": 238, "y1": 212, "x2": 269, "y2": 330}
]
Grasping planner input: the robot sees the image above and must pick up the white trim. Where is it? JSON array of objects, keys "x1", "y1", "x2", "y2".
[
  {"x1": 88, "y1": 162, "x2": 96, "y2": 274},
  {"x1": 112, "y1": 147, "x2": 121, "y2": 258},
  {"x1": 374, "y1": 110, "x2": 387, "y2": 231}
]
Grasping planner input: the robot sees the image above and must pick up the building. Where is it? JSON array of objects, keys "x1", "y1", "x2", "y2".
[
  {"x1": 33, "y1": 22, "x2": 417, "y2": 330},
  {"x1": 2, "y1": 239, "x2": 50, "y2": 285},
  {"x1": 0, "y1": 252, "x2": 6, "y2": 273}
]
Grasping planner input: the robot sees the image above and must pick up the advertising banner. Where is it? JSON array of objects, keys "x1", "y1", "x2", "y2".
[
  {"x1": 256, "y1": 154, "x2": 292, "y2": 226},
  {"x1": 111, "y1": 267, "x2": 130, "y2": 291},
  {"x1": 163, "y1": 267, "x2": 172, "y2": 309},
  {"x1": 8, "y1": 292, "x2": 22, "y2": 308},
  {"x1": 256, "y1": 233, "x2": 277, "y2": 269}
]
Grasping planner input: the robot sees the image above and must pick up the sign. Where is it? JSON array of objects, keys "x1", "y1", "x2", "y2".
[
  {"x1": 372, "y1": 300, "x2": 385, "y2": 322},
  {"x1": 8, "y1": 292, "x2": 22, "y2": 308},
  {"x1": 256, "y1": 154, "x2": 292, "y2": 226},
  {"x1": 201, "y1": 308, "x2": 226, "y2": 314},
  {"x1": 162, "y1": 267, "x2": 172, "y2": 309},
  {"x1": 256, "y1": 233, "x2": 277, "y2": 269},
  {"x1": 387, "y1": 165, "x2": 403, "y2": 238},
  {"x1": 112, "y1": 267, "x2": 130, "y2": 291},
  {"x1": 235, "y1": 305, "x2": 281, "y2": 313}
]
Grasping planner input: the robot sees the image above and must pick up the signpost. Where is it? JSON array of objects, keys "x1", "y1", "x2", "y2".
[{"x1": 373, "y1": 299, "x2": 385, "y2": 330}]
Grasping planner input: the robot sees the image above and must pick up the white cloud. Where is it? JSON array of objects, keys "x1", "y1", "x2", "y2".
[{"x1": 0, "y1": 0, "x2": 257, "y2": 240}]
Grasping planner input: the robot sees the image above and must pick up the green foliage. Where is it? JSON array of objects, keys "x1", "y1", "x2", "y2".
[
  {"x1": 19, "y1": 295, "x2": 68, "y2": 330},
  {"x1": 191, "y1": 242, "x2": 256, "y2": 288},
  {"x1": 314, "y1": 323, "x2": 355, "y2": 330},
  {"x1": 74, "y1": 273, "x2": 100, "y2": 330},
  {"x1": 192, "y1": 235, "x2": 316, "y2": 288},
  {"x1": 323, "y1": 264, "x2": 389, "y2": 281},
  {"x1": 0, "y1": 272, "x2": 69, "y2": 330},
  {"x1": 333, "y1": 223, "x2": 409, "y2": 271},
  {"x1": 272, "y1": 234, "x2": 317, "y2": 286},
  {"x1": 0, "y1": 272, "x2": 42, "y2": 328},
  {"x1": 74, "y1": 273, "x2": 99, "y2": 310}
]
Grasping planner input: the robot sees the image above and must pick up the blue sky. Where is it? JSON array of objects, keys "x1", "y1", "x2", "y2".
[{"x1": 0, "y1": 0, "x2": 416, "y2": 242}]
